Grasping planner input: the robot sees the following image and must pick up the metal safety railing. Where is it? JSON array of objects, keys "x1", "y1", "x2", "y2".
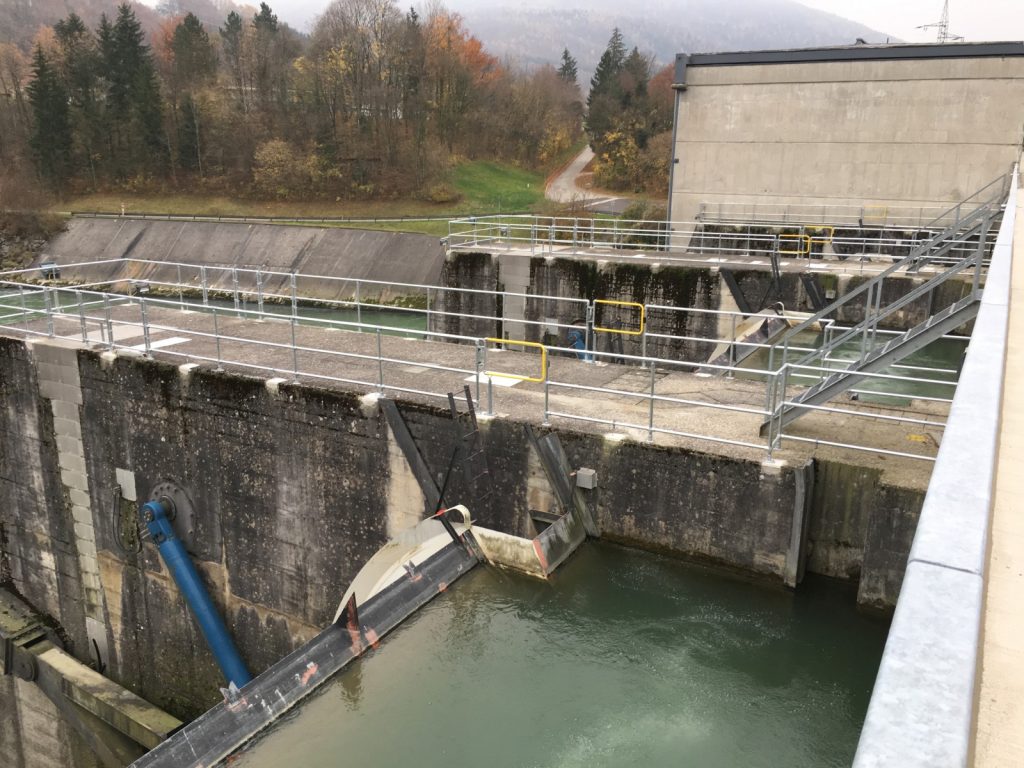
[
  {"x1": 696, "y1": 199, "x2": 992, "y2": 229},
  {"x1": 446, "y1": 214, "x2": 998, "y2": 267},
  {"x1": 0, "y1": 256, "x2": 971, "y2": 384},
  {"x1": 0, "y1": 270, "x2": 959, "y2": 463}
]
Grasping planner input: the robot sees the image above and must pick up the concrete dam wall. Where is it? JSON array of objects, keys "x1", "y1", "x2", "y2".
[
  {"x1": 436, "y1": 251, "x2": 974, "y2": 362},
  {"x1": 39, "y1": 218, "x2": 447, "y2": 302},
  {"x1": 0, "y1": 333, "x2": 924, "y2": 767}
]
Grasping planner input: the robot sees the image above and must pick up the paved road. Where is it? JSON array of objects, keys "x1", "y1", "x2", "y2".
[{"x1": 545, "y1": 147, "x2": 632, "y2": 214}]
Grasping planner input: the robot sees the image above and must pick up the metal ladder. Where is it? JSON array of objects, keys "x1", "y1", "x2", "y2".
[{"x1": 448, "y1": 385, "x2": 494, "y2": 508}]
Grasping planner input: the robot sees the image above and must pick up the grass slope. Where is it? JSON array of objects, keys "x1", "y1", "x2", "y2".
[
  {"x1": 451, "y1": 161, "x2": 544, "y2": 212},
  {"x1": 54, "y1": 161, "x2": 548, "y2": 237}
]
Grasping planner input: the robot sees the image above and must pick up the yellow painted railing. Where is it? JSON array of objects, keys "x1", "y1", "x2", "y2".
[
  {"x1": 778, "y1": 233, "x2": 811, "y2": 255},
  {"x1": 594, "y1": 299, "x2": 645, "y2": 336},
  {"x1": 485, "y1": 338, "x2": 548, "y2": 382}
]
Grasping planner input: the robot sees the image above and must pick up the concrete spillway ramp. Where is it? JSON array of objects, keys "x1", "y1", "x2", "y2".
[{"x1": 37, "y1": 217, "x2": 447, "y2": 300}]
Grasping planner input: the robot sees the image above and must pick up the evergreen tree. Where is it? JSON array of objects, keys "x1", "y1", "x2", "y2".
[
  {"x1": 178, "y1": 93, "x2": 200, "y2": 171},
  {"x1": 622, "y1": 47, "x2": 650, "y2": 100},
  {"x1": 252, "y1": 3, "x2": 280, "y2": 108},
  {"x1": 100, "y1": 4, "x2": 166, "y2": 176},
  {"x1": 254, "y1": 3, "x2": 278, "y2": 32},
  {"x1": 220, "y1": 11, "x2": 246, "y2": 112},
  {"x1": 586, "y1": 28, "x2": 627, "y2": 148},
  {"x1": 172, "y1": 13, "x2": 217, "y2": 88},
  {"x1": 54, "y1": 13, "x2": 102, "y2": 184},
  {"x1": 558, "y1": 48, "x2": 577, "y2": 84},
  {"x1": 220, "y1": 11, "x2": 244, "y2": 72},
  {"x1": 27, "y1": 45, "x2": 73, "y2": 188},
  {"x1": 588, "y1": 28, "x2": 625, "y2": 107}
]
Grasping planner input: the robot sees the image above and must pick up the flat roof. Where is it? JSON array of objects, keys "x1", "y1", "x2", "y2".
[{"x1": 673, "y1": 41, "x2": 1024, "y2": 87}]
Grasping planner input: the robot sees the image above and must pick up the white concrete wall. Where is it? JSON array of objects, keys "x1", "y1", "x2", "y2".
[{"x1": 670, "y1": 54, "x2": 1024, "y2": 224}]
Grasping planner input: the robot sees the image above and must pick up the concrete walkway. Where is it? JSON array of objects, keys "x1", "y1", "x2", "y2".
[
  {"x1": 545, "y1": 147, "x2": 631, "y2": 214},
  {"x1": 974, "y1": 180, "x2": 1024, "y2": 766},
  {"x1": 6, "y1": 302, "x2": 942, "y2": 489}
]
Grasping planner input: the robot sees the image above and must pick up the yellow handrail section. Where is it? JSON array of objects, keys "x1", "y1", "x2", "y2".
[
  {"x1": 485, "y1": 338, "x2": 548, "y2": 382},
  {"x1": 594, "y1": 299, "x2": 645, "y2": 336},
  {"x1": 863, "y1": 205, "x2": 888, "y2": 223},
  {"x1": 808, "y1": 226, "x2": 835, "y2": 246},
  {"x1": 778, "y1": 233, "x2": 812, "y2": 255}
]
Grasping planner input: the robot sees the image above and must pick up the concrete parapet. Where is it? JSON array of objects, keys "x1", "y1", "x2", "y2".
[{"x1": 853, "y1": 171, "x2": 1018, "y2": 766}]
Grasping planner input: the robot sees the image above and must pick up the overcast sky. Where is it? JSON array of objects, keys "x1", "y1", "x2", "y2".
[
  {"x1": 141, "y1": 0, "x2": 1023, "y2": 41},
  {"x1": 794, "y1": 0, "x2": 1023, "y2": 42}
]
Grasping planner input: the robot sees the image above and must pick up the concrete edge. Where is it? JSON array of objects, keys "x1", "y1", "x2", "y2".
[{"x1": 852, "y1": 170, "x2": 1018, "y2": 767}]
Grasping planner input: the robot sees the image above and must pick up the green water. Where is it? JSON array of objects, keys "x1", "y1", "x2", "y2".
[
  {"x1": 0, "y1": 289, "x2": 429, "y2": 337},
  {"x1": 198, "y1": 297, "x2": 428, "y2": 338},
  {"x1": 235, "y1": 543, "x2": 888, "y2": 768},
  {"x1": 740, "y1": 330, "x2": 966, "y2": 402}
]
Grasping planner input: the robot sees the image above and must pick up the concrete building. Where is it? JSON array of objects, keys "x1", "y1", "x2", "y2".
[{"x1": 668, "y1": 42, "x2": 1024, "y2": 225}]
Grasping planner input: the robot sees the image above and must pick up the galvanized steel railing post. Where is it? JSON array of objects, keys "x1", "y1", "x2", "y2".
[
  {"x1": 973, "y1": 214, "x2": 991, "y2": 294},
  {"x1": 355, "y1": 281, "x2": 362, "y2": 326},
  {"x1": 425, "y1": 287, "x2": 432, "y2": 331},
  {"x1": 291, "y1": 319, "x2": 299, "y2": 381},
  {"x1": 256, "y1": 269, "x2": 264, "y2": 315},
  {"x1": 728, "y1": 314, "x2": 737, "y2": 374},
  {"x1": 103, "y1": 295, "x2": 113, "y2": 350},
  {"x1": 43, "y1": 287, "x2": 54, "y2": 337},
  {"x1": 773, "y1": 364, "x2": 791, "y2": 454},
  {"x1": 232, "y1": 268, "x2": 241, "y2": 317},
  {"x1": 212, "y1": 309, "x2": 223, "y2": 371},
  {"x1": 543, "y1": 376, "x2": 550, "y2": 425},
  {"x1": 200, "y1": 266, "x2": 209, "y2": 307},
  {"x1": 17, "y1": 284, "x2": 27, "y2": 329},
  {"x1": 647, "y1": 362, "x2": 657, "y2": 442},
  {"x1": 764, "y1": 343, "x2": 778, "y2": 415},
  {"x1": 585, "y1": 302, "x2": 595, "y2": 363},
  {"x1": 290, "y1": 272, "x2": 298, "y2": 323},
  {"x1": 140, "y1": 298, "x2": 151, "y2": 356},
  {"x1": 176, "y1": 264, "x2": 184, "y2": 309},
  {"x1": 376, "y1": 328, "x2": 384, "y2": 393},
  {"x1": 76, "y1": 290, "x2": 87, "y2": 342},
  {"x1": 475, "y1": 339, "x2": 485, "y2": 407},
  {"x1": 641, "y1": 306, "x2": 649, "y2": 367}
]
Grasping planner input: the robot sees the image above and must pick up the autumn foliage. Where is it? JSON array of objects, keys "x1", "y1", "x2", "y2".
[{"x1": 4, "y1": 1, "x2": 583, "y2": 202}]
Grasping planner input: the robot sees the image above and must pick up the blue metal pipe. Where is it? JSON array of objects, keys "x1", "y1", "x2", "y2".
[{"x1": 140, "y1": 500, "x2": 252, "y2": 689}]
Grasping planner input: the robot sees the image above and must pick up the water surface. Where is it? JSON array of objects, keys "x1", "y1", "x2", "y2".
[{"x1": 235, "y1": 543, "x2": 888, "y2": 768}]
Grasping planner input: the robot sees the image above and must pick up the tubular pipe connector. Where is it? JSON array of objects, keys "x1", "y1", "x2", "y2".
[{"x1": 140, "y1": 500, "x2": 252, "y2": 689}]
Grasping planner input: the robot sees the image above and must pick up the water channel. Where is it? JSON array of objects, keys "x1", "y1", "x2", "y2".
[{"x1": 234, "y1": 543, "x2": 888, "y2": 768}]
